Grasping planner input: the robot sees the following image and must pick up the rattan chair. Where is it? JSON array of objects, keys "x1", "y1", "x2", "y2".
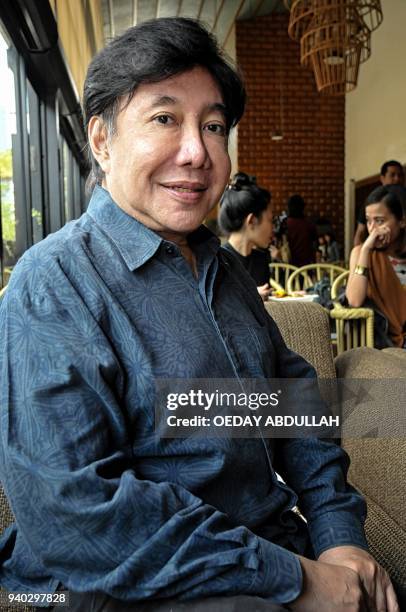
[
  {"x1": 0, "y1": 285, "x2": 7, "y2": 299},
  {"x1": 286, "y1": 263, "x2": 346, "y2": 294},
  {"x1": 269, "y1": 263, "x2": 298, "y2": 292},
  {"x1": 330, "y1": 270, "x2": 374, "y2": 354}
]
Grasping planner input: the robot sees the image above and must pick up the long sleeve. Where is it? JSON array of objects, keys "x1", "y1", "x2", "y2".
[
  {"x1": 264, "y1": 313, "x2": 368, "y2": 557},
  {"x1": 0, "y1": 271, "x2": 302, "y2": 604}
]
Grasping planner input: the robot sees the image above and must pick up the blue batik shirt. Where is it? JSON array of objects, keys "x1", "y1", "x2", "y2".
[{"x1": 0, "y1": 185, "x2": 367, "y2": 605}]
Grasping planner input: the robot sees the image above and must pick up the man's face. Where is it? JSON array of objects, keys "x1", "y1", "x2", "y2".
[
  {"x1": 91, "y1": 67, "x2": 231, "y2": 238},
  {"x1": 381, "y1": 165, "x2": 404, "y2": 185}
]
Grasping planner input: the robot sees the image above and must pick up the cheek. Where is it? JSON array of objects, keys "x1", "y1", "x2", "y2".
[
  {"x1": 218, "y1": 151, "x2": 231, "y2": 180},
  {"x1": 257, "y1": 221, "x2": 268, "y2": 239},
  {"x1": 210, "y1": 151, "x2": 231, "y2": 195},
  {"x1": 390, "y1": 224, "x2": 401, "y2": 237},
  {"x1": 211, "y1": 140, "x2": 231, "y2": 170}
]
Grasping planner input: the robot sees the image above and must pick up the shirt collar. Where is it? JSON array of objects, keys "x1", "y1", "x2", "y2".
[{"x1": 86, "y1": 184, "x2": 220, "y2": 271}]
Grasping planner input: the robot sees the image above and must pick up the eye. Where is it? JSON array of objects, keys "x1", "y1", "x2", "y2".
[
  {"x1": 204, "y1": 123, "x2": 226, "y2": 136},
  {"x1": 153, "y1": 114, "x2": 175, "y2": 126}
]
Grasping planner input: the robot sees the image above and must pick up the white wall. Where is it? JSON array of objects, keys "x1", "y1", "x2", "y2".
[
  {"x1": 345, "y1": 0, "x2": 406, "y2": 254},
  {"x1": 224, "y1": 23, "x2": 238, "y2": 176}
]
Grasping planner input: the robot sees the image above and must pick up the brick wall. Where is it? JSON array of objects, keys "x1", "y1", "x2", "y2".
[{"x1": 236, "y1": 13, "x2": 345, "y2": 244}]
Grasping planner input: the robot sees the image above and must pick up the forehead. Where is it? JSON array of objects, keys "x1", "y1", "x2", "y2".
[
  {"x1": 385, "y1": 165, "x2": 403, "y2": 175},
  {"x1": 125, "y1": 67, "x2": 224, "y2": 111},
  {"x1": 365, "y1": 202, "x2": 391, "y2": 217}
]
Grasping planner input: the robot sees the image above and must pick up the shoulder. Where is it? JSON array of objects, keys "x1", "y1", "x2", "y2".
[
  {"x1": 218, "y1": 247, "x2": 265, "y2": 308},
  {"x1": 219, "y1": 244, "x2": 246, "y2": 273},
  {"x1": 8, "y1": 215, "x2": 93, "y2": 298}
]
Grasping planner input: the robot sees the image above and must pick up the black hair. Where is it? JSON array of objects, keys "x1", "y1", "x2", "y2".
[
  {"x1": 83, "y1": 17, "x2": 246, "y2": 191},
  {"x1": 380, "y1": 160, "x2": 403, "y2": 177},
  {"x1": 287, "y1": 194, "x2": 306, "y2": 218},
  {"x1": 231, "y1": 172, "x2": 257, "y2": 187},
  {"x1": 366, "y1": 186, "x2": 404, "y2": 220},
  {"x1": 218, "y1": 179, "x2": 271, "y2": 234}
]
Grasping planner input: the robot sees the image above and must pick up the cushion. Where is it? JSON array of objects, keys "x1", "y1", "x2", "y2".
[{"x1": 266, "y1": 301, "x2": 336, "y2": 379}]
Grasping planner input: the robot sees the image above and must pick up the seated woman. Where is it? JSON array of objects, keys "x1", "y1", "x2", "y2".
[
  {"x1": 346, "y1": 186, "x2": 406, "y2": 348},
  {"x1": 218, "y1": 174, "x2": 273, "y2": 301}
]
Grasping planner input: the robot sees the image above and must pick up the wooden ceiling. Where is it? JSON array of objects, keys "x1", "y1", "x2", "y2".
[{"x1": 101, "y1": 0, "x2": 285, "y2": 48}]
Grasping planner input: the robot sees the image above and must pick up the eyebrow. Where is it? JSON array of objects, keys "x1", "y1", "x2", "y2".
[{"x1": 148, "y1": 95, "x2": 227, "y2": 116}]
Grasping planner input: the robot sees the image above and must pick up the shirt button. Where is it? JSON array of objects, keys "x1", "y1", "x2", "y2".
[{"x1": 166, "y1": 245, "x2": 175, "y2": 255}]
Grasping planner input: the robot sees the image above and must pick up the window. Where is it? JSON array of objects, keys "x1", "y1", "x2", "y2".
[
  {"x1": 0, "y1": 29, "x2": 17, "y2": 286},
  {"x1": 0, "y1": 23, "x2": 87, "y2": 288}
]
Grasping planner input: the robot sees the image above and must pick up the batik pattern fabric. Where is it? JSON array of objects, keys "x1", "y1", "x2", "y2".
[{"x1": 0, "y1": 186, "x2": 367, "y2": 605}]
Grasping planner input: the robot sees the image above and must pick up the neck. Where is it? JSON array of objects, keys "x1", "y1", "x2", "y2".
[
  {"x1": 228, "y1": 233, "x2": 253, "y2": 256},
  {"x1": 157, "y1": 231, "x2": 198, "y2": 277}
]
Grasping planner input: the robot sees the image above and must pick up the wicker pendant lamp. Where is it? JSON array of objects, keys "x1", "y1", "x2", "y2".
[
  {"x1": 285, "y1": 0, "x2": 383, "y2": 95},
  {"x1": 356, "y1": 0, "x2": 383, "y2": 31},
  {"x1": 287, "y1": 0, "x2": 314, "y2": 41}
]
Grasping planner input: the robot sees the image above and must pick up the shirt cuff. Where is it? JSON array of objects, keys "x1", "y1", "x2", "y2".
[
  {"x1": 246, "y1": 537, "x2": 303, "y2": 605},
  {"x1": 308, "y1": 510, "x2": 369, "y2": 558}
]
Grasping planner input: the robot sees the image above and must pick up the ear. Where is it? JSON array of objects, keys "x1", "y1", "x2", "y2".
[
  {"x1": 88, "y1": 116, "x2": 111, "y2": 174},
  {"x1": 245, "y1": 212, "x2": 258, "y2": 228}
]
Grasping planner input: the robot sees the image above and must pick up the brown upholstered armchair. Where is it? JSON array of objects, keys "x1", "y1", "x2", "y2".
[{"x1": 266, "y1": 300, "x2": 406, "y2": 605}]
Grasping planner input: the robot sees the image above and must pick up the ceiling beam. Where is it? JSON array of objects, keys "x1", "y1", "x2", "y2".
[
  {"x1": 212, "y1": 0, "x2": 226, "y2": 32},
  {"x1": 253, "y1": 0, "x2": 268, "y2": 18},
  {"x1": 132, "y1": 0, "x2": 137, "y2": 25},
  {"x1": 196, "y1": 0, "x2": 205, "y2": 21},
  {"x1": 222, "y1": 0, "x2": 246, "y2": 48},
  {"x1": 108, "y1": 0, "x2": 115, "y2": 38}
]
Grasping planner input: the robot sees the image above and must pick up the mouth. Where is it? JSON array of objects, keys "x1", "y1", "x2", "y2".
[
  {"x1": 160, "y1": 182, "x2": 208, "y2": 203},
  {"x1": 161, "y1": 181, "x2": 207, "y2": 192}
]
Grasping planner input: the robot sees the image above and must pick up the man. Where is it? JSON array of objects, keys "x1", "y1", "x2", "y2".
[
  {"x1": 354, "y1": 160, "x2": 405, "y2": 246},
  {"x1": 0, "y1": 18, "x2": 398, "y2": 612},
  {"x1": 285, "y1": 195, "x2": 318, "y2": 267}
]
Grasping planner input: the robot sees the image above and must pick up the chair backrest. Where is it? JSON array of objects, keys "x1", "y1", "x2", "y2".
[
  {"x1": 265, "y1": 301, "x2": 336, "y2": 378},
  {"x1": 329, "y1": 270, "x2": 374, "y2": 353},
  {"x1": 0, "y1": 285, "x2": 7, "y2": 300},
  {"x1": 331, "y1": 270, "x2": 349, "y2": 300},
  {"x1": 269, "y1": 263, "x2": 298, "y2": 292},
  {"x1": 0, "y1": 485, "x2": 15, "y2": 531},
  {"x1": 287, "y1": 263, "x2": 347, "y2": 294}
]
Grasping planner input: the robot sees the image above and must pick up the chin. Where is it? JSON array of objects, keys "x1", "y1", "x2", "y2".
[
  {"x1": 165, "y1": 219, "x2": 205, "y2": 236},
  {"x1": 172, "y1": 212, "x2": 210, "y2": 233}
]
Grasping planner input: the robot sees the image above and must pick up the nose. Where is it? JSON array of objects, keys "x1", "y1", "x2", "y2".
[{"x1": 175, "y1": 123, "x2": 210, "y2": 169}]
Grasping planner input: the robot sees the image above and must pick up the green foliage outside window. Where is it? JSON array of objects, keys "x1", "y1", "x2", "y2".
[{"x1": 0, "y1": 149, "x2": 16, "y2": 247}]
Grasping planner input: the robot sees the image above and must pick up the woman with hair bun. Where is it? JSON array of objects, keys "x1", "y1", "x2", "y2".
[{"x1": 218, "y1": 174, "x2": 273, "y2": 301}]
